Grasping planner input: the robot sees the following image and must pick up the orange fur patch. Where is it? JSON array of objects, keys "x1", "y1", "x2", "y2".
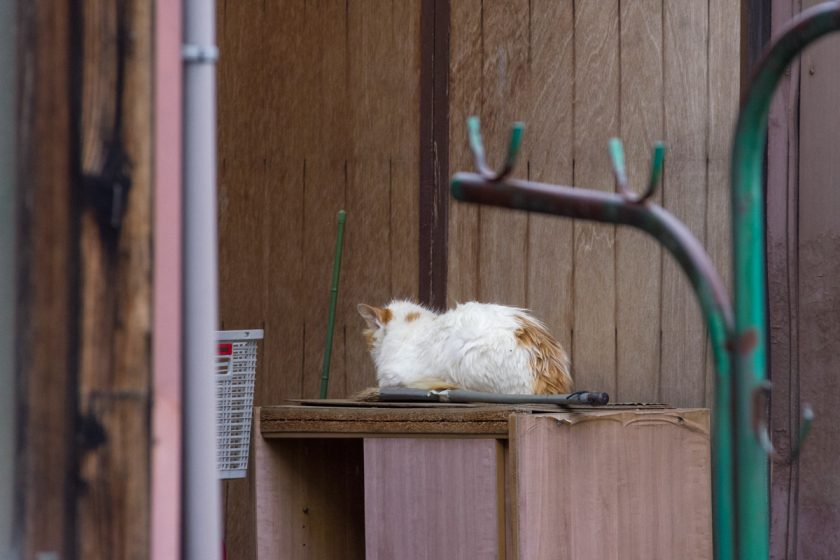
[
  {"x1": 363, "y1": 330, "x2": 376, "y2": 350},
  {"x1": 377, "y1": 307, "x2": 393, "y2": 325},
  {"x1": 405, "y1": 311, "x2": 421, "y2": 322},
  {"x1": 515, "y1": 316, "x2": 573, "y2": 394}
]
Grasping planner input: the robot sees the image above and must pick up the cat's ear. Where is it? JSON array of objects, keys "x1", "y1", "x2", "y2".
[{"x1": 357, "y1": 304, "x2": 383, "y2": 330}]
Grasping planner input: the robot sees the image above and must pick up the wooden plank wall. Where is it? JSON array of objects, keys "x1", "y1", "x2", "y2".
[
  {"x1": 219, "y1": 1, "x2": 740, "y2": 555},
  {"x1": 768, "y1": 1, "x2": 840, "y2": 557},
  {"x1": 363, "y1": 439, "x2": 501, "y2": 559},
  {"x1": 511, "y1": 411, "x2": 712, "y2": 559},
  {"x1": 767, "y1": 1, "x2": 800, "y2": 556},
  {"x1": 217, "y1": 1, "x2": 421, "y2": 557},
  {"x1": 448, "y1": 0, "x2": 740, "y2": 407}
]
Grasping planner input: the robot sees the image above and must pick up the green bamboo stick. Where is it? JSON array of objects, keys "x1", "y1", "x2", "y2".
[{"x1": 320, "y1": 210, "x2": 346, "y2": 399}]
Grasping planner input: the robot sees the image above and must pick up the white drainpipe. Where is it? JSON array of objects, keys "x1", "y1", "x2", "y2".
[{"x1": 182, "y1": 0, "x2": 220, "y2": 558}]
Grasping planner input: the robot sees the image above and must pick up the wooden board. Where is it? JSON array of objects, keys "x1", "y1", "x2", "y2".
[
  {"x1": 342, "y1": 0, "x2": 422, "y2": 395},
  {"x1": 660, "y1": 0, "x2": 709, "y2": 407},
  {"x1": 254, "y1": 414, "x2": 365, "y2": 560},
  {"x1": 478, "y1": 0, "x2": 529, "y2": 306},
  {"x1": 217, "y1": 4, "x2": 277, "y2": 558},
  {"x1": 572, "y1": 0, "x2": 619, "y2": 396},
  {"x1": 447, "y1": 0, "x2": 483, "y2": 306},
  {"x1": 261, "y1": 405, "x2": 517, "y2": 437},
  {"x1": 767, "y1": 2, "x2": 802, "y2": 557},
  {"x1": 510, "y1": 410, "x2": 712, "y2": 559},
  {"x1": 616, "y1": 0, "x2": 663, "y2": 403},
  {"x1": 76, "y1": 0, "x2": 154, "y2": 556},
  {"x1": 706, "y1": 0, "x2": 739, "y2": 406},
  {"x1": 526, "y1": 0, "x2": 575, "y2": 364},
  {"x1": 364, "y1": 438, "x2": 502, "y2": 560},
  {"x1": 793, "y1": 18, "x2": 840, "y2": 558}
]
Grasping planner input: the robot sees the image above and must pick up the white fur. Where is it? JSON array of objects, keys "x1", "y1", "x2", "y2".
[{"x1": 361, "y1": 300, "x2": 560, "y2": 394}]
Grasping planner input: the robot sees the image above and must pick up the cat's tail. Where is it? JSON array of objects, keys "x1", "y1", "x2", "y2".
[{"x1": 514, "y1": 315, "x2": 574, "y2": 394}]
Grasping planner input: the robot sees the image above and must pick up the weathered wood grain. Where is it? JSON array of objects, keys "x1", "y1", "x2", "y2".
[
  {"x1": 768, "y1": 2, "x2": 801, "y2": 557},
  {"x1": 261, "y1": 404, "x2": 522, "y2": 433},
  {"x1": 794, "y1": 22, "x2": 840, "y2": 558},
  {"x1": 391, "y1": 0, "x2": 422, "y2": 301},
  {"x1": 343, "y1": 155, "x2": 391, "y2": 393},
  {"x1": 364, "y1": 438, "x2": 501, "y2": 560},
  {"x1": 419, "y1": 0, "x2": 450, "y2": 309},
  {"x1": 302, "y1": 159, "x2": 348, "y2": 399},
  {"x1": 511, "y1": 411, "x2": 712, "y2": 559},
  {"x1": 16, "y1": 1, "x2": 77, "y2": 554},
  {"x1": 343, "y1": 0, "x2": 422, "y2": 394},
  {"x1": 573, "y1": 0, "x2": 619, "y2": 396},
  {"x1": 254, "y1": 413, "x2": 365, "y2": 560},
  {"x1": 616, "y1": 0, "x2": 663, "y2": 403},
  {"x1": 478, "y1": 0, "x2": 529, "y2": 307},
  {"x1": 392, "y1": 157, "x2": 422, "y2": 300},
  {"x1": 217, "y1": 3, "x2": 283, "y2": 557},
  {"x1": 661, "y1": 0, "x2": 708, "y2": 407},
  {"x1": 76, "y1": 0, "x2": 153, "y2": 556},
  {"x1": 526, "y1": 0, "x2": 575, "y2": 364},
  {"x1": 706, "y1": 0, "x2": 739, "y2": 406},
  {"x1": 447, "y1": 0, "x2": 482, "y2": 306}
]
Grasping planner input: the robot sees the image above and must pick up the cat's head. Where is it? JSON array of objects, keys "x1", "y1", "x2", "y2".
[{"x1": 357, "y1": 299, "x2": 435, "y2": 356}]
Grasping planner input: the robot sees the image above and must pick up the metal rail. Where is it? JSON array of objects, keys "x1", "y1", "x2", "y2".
[{"x1": 729, "y1": 2, "x2": 838, "y2": 557}]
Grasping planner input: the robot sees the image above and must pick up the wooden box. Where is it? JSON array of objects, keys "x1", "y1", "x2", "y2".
[{"x1": 254, "y1": 404, "x2": 712, "y2": 559}]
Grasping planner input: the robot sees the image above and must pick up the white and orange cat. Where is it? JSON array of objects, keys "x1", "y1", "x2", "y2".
[{"x1": 357, "y1": 300, "x2": 572, "y2": 395}]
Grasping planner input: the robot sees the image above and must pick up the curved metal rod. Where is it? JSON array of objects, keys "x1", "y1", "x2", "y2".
[
  {"x1": 451, "y1": 172, "x2": 734, "y2": 346},
  {"x1": 752, "y1": 381, "x2": 813, "y2": 465},
  {"x1": 452, "y1": 165, "x2": 737, "y2": 558},
  {"x1": 730, "y1": 3, "x2": 840, "y2": 556},
  {"x1": 608, "y1": 138, "x2": 666, "y2": 204},
  {"x1": 467, "y1": 116, "x2": 525, "y2": 182}
]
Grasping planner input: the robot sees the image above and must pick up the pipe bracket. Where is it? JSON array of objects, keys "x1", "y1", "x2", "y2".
[{"x1": 182, "y1": 44, "x2": 219, "y2": 64}]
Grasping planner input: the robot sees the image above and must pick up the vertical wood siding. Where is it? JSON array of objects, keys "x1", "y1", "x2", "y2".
[
  {"x1": 219, "y1": 1, "x2": 739, "y2": 555},
  {"x1": 768, "y1": 1, "x2": 840, "y2": 557},
  {"x1": 448, "y1": 0, "x2": 739, "y2": 407},
  {"x1": 217, "y1": 1, "x2": 421, "y2": 557}
]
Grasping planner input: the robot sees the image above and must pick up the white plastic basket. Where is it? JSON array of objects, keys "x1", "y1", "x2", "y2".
[{"x1": 216, "y1": 329, "x2": 264, "y2": 479}]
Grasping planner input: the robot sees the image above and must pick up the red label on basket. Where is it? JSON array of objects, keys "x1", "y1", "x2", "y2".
[{"x1": 217, "y1": 343, "x2": 233, "y2": 356}]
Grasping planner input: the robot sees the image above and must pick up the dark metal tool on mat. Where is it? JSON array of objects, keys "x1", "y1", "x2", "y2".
[{"x1": 371, "y1": 387, "x2": 609, "y2": 406}]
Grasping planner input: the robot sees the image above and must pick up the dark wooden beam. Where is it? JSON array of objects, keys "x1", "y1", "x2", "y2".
[
  {"x1": 741, "y1": 0, "x2": 773, "y2": 94},
  {"x1": 419, "y1": 0, "x2": 450, "y2": 310},
  {"x1": 15, "y1": 0, "x2": 155, "y2": 557},
  {"x1": 15, "y1": 0, "x2": 79, "y2": 557}
]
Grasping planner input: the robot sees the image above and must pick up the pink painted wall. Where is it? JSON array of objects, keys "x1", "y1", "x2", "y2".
[{"x1": 151, "y1": 0, "x2": 183, "y2": 557}]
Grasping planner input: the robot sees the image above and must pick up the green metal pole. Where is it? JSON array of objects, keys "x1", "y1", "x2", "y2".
[
  {"x1": 730, "y1": 3, "x2": 840, "y2": 556},
  {"x1": 320, "y1": 210, "x2": 346, "y2": 399}
]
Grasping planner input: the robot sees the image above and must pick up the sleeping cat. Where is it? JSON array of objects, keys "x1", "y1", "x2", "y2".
[{"x1": 357, "y1": 300, "x2": 572, "y2": 394}]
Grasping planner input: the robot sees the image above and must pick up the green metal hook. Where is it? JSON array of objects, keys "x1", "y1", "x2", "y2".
[
  {"x1": 608, "y1": 138, "x2": 665, "y2": 203},
  {"x1": 753, "y1": 380, "x2": 814, "y2": 465},
  {"x1": 467, "y1": 116, "x2": 525, "y2": 182}
]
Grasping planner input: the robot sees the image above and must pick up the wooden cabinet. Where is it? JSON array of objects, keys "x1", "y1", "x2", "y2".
[{"x1": 254, "y1": 405, "x2": 712, "y2": 560}]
